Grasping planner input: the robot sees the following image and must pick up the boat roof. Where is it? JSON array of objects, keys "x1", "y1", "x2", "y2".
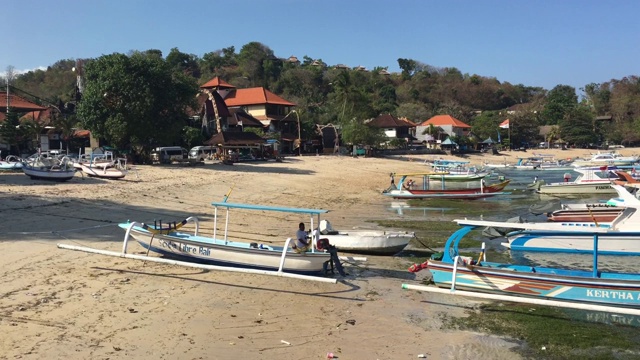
[
  {"x1": 393, "y1": 171, "x2": 450, "y2": 177},
  {"x1": 211, "y1": 202, "x2": 329, "y2": 214}
]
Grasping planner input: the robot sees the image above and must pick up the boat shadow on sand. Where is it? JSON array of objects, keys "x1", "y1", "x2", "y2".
[{"x1": 90, "y1": 265, "x2": 368, "y2": 301}]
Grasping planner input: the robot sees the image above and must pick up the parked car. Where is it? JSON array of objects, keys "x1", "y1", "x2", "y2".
[
  {"x1": 188, "y1": 146, "x2": 216, "y2": 163},
  {"x1": 151, "y1": 146, "x2": 188, "y2": 164}
]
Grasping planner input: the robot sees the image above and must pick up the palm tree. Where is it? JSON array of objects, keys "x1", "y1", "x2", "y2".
[
  {"x1": 52, "y1": 112, "x2": 79, "y2": 154},
  {"x1": 546, "y1": 125, "x2": 560, "y2": 148},
  {"x1": 422, "y1": 124, "x2": 438, "y2": 148}
]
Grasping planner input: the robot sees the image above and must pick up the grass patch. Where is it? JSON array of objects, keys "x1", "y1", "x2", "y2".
[{"x1": 448, "y1": 303, "x2": 640, "y2": 359}]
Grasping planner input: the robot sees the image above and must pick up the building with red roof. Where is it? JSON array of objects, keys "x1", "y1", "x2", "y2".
[
  {"x1": 198, "y1": 76, "x2": 298, "y2": 153},
  {"x1": 416, "y1": 115, "x2": 471, "y2": 146},
  {"x1": 366, "y1": 114, "x2": 417, "y2": 142}
]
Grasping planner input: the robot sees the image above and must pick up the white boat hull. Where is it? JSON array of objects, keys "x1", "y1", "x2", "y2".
[
  {"x1": 537, "y1": 182, "x2": 616, "y2": 194},
  {"x1": 22, "y1": 166, "x2": 76, "y2": 181},
  {"x1": 81, "y1": 165, "x2": 127, "y2": 179},
  {"x1": 505, "y1": 232, "x2": 640, "y2": 255},
  {"x1": 318, "y1": 230, "x2": 414, "y2": 254},
  {"x1": 124, "y1": 226, "x2": 330, "y2": 273},
  {"x1": 0, "y1": 162, "x2": 23, "y2": 170}
]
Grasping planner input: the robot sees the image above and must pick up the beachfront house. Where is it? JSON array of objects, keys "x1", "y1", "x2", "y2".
[
  {"x1": 199, "y1": 76, "x2": 298, "y2": 153},
  {"x1": 365, "y1": 114, "x2": 417, "y2": 146},
  {"x1": 416, "y1": 115, "x2": 471, "y2": 148}
]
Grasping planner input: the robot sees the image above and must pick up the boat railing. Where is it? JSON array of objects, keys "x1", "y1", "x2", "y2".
[
  {"x1": 121, "y1": 216, "x2": 200, "y2": 254},
  {"x1": 279, "y1": 238, "x2": 295, "y2": 273}
]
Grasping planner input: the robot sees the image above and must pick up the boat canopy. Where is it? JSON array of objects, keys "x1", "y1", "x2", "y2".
[{"x1": 211, "y1": 202, "x2": 328, "y2": 215}]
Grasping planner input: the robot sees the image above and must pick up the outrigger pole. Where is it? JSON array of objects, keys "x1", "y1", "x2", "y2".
[
  {"x1": 401, "y1": 283, "x2": 640, "y2": 317},
  {"x1": 57, "y1": 243, "x2": 337, "y2": 283}
]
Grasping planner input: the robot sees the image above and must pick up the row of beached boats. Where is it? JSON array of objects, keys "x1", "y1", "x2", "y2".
[
  {"x1": 0, "y1": 151, "x2": 129, "y2": 181},
  {"x1": 48, "y1": 151, "x2": 640, "y2": 314},
  {"x1": 482, "y1": 150, "x2": 640, "y2": 170},
  {"x1": 407, "y1": 184, "x2": 640, "y2": 310},
  {"x1": 59, "y1": 200, "x2": 417, "y2": 281}
]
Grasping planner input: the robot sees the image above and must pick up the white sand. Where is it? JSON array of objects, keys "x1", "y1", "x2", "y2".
[{"x1": 3, "y1": 148, "x2": 635, "y2": 359}]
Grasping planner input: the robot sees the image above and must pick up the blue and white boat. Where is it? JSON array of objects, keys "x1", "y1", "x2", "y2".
[
  {"x1": 119, "y1": 202, "x2": 333, "y2": 274},
  {"x1": 22, "y1": 155, "x2": 76, "y2": 181},
  {"x1": 411, "y1": 219, "x2": 640, "y2": 307},
  {"x1": 0, "y1": 155, "x2": 23, "y2": 170},
  {"x1": 456, "y1": 185, "x2": 640, "y2": 255}
]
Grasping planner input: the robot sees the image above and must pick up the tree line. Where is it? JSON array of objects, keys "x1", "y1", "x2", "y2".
[{"x1": 3, "y1": 41, "x2": 640, "y2": 159}]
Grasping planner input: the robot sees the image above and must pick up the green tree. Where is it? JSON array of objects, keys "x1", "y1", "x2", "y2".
[
  {"x1": 396, "y1": 102, "x2": 431, "y2": 123},
  {"x1": 0, "y1": 110, "x2": 26, "y2": 155},
  {"x1": 77, "y1": 52, "x2": 198, "y2": 157},
  {"x1": 541, "y1": 85, "x2": 578, "y2": 125},
  {"x1": 340, "y1": 117, "x2": 386, "y2": 147},
  {"x1": 182, "y1": 126, "x2": 203, "y2": 149},
  {"x1": 470, "y1": 110, "x2": 501, "y2": 141},
  {"x1": 582, "y1": 82, "x2": 611, "y2": 115},
  {"x1": 397, "y1": 58, "x2": 417, "y2": 80},
  {"x1": 559, "y1": 106, "x2": 597, "y2": 147},
  {"x1": 237, "y1": 42, "x2": 275, "y2": 87},
  {"x1": 507, "y1": 112, "x2": 540, "y2": 149},
  {"x1": 166, "y1": 47, "x2": 201, "y2": 79}
]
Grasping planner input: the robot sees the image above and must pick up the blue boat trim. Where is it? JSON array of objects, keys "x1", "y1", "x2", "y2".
[{"x1": 211, "y1": 202, "x2": 329, "y2": 215}]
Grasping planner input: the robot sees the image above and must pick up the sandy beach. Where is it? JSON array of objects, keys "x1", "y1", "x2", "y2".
[{"x1": 1, "y1": 147, "x2": 637, "y2": 360}]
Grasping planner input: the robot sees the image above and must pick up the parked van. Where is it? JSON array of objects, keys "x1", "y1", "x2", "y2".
[
  {"x1": 151, "y1": 146, "x2": 188, "y2": 164},
  {"x1": 188, "y1": 146, "x2": 216, "y2": 163}
]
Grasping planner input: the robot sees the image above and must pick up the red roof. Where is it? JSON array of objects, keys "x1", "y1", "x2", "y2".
[
  {"x1": 0, "y1": 92, "x2": 48, "y2": 112},
  {"x1": 200, "y1": 77, "x2": 236, "y2": 90},
  {"x1": 224, "y1": 88, "x2": 295, "y2": 107},
  {"x1": 368, "y1": 114, "x2": 415, "y2": 128},
  {"x1": 419, "y1": 115, "x2": 470, "y2": 128},
  {"x1": 73, "y1": 129, "x2": 91, "y2": 138}
]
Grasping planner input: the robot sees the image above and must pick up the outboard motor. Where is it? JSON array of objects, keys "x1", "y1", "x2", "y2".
[{"x1": 316, "y1": 238, "x2": 346, "y2": 276}]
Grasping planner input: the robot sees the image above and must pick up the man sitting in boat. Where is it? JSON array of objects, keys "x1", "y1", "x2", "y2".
[
  {"x1": 293, "y1": 222, "x2": 311, "y2": 252},
  {"x1": 403, "y1": 179, "x2": 415, "y2": 190}
]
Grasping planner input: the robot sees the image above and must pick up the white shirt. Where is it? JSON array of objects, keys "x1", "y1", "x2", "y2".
[{"x1": 296, "y1": 229, "x2": 309, "y2": 248}]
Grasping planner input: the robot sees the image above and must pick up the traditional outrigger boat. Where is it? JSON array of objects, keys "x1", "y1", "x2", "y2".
[
  {"x1": 428, "y1": 162, "x2": 490, "y2": 182},
  {"x1": 452, "y1": 185, "x2": 640, "y2": 255},
  {"x1": 0, "y1": 155, "x2": 23, "y2": 170},
  {"x1": 382, "y1": 172, "x2": 510, "y2": 200},
  {"x1": 312, "y1": 219, "x2": 415, "y2": 255},
  {"x1": 403, "y1": 189, "x2": 640, "y2": 310},
  {"x1": 405, "y1": 221, "x2": 640, "y2": 309},
  {"x1": 117, "y1": 202, "x2": 336, "y2": 274},
  {"x1": 81, "y1": 157, "x2": 128, "y2": 179},
  {"x1": 546, "y1": 204, "x2": 624, "y2": 223},
  {"x1": 22, "y1": 155, "x2": 76, "y2": 181}
]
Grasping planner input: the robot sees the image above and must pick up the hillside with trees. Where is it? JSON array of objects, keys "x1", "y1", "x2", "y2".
[{"x1": 3, "y1": 41, "x2": 640, "y2": 157}]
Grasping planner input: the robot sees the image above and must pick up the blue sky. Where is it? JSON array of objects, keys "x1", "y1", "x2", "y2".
[{"x1": 3, "y1": 0, "x2": 639, "y2": 91}]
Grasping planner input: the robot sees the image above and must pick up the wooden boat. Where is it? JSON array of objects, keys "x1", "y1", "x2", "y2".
[
  {"x1": 613, "y1": 170, "x2": 640, "y2": 189},
  {"x1": 119, "y1": 202, "x2": 334, "y2": 274},
  {"x1": 457, "y1": 185, "x2": 640, "y2": 255},
  {"x1": 81, "y1": 157, "x2": 128, "y2": 179},
  {"x1": 73, "y1": 151, "x2": 117, "y2": 170},
  {"x1": 382, "y1": 172, "x2": 510, "y2": 200},
  {"x1": 407, "y1": 223, "x2": 640, "y2": 308},
  {"x1": 22, "y1": 155, "x2": 76, "y2": 181},
  {"x1": 0, "y1": 155, "x2": 23, "y2": 170},
  {"x1": 312, "y1": 220, "x2": 415, "y2": 255},
  {"x1": 547, "y1": 205, "x2": 624, "y2": 223},
  {"x1": 532, "y1": 168, "x2": 617, "y2": 195}
]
